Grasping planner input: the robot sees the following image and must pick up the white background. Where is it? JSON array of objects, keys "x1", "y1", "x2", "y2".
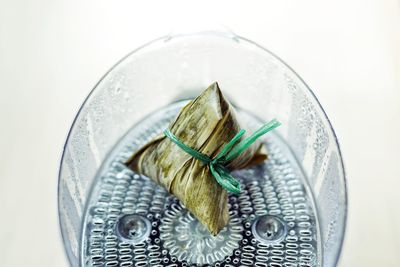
[{"x1": 1, "y1": 1, "x2": 399, "y2": 266}]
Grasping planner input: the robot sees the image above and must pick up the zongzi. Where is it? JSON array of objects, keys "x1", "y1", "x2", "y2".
[{"x1": 125, "y1": 82, "x2": 274, "y2": 235}]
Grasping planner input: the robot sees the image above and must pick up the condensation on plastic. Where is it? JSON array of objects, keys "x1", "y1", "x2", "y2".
[{"x1": 58, "y1": 31, "x2": 346, "y2": 267}]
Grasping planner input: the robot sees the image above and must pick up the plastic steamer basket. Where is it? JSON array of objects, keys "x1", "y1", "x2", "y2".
[{"x1": 58, "y1": 31, "x2": 347, "y2": 267}]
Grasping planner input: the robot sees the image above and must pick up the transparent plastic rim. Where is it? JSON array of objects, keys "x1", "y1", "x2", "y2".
[{"x1": 58, "y1": 31, "x2": 347, "y2": 267}]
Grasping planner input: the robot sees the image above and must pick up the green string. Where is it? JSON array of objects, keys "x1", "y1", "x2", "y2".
[{"x1": 163, "y1": 118, "x2": 281, "y2": 194}]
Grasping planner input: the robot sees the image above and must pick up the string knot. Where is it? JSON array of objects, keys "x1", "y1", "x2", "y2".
[{"x1": 163, "y1": 119, "x2": 281, "y2": 194}]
